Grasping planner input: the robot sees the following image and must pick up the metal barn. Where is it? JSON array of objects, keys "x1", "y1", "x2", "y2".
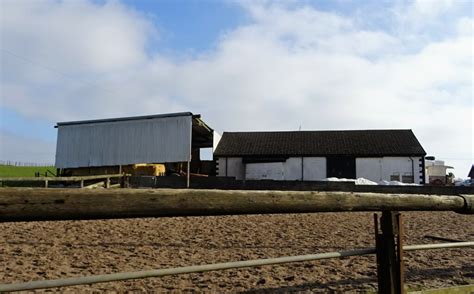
[{"x1": 55, "y1": 112, "x2": 216, "y2": 185}]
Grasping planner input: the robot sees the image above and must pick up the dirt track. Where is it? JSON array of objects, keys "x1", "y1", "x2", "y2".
[{"x1": 1, "y1": 212, "x2": 473, "y2": 292}]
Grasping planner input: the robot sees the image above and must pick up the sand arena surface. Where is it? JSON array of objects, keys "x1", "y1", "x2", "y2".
[{"x1": 1, "y1": 212, "x2": 473, "y2": 292}]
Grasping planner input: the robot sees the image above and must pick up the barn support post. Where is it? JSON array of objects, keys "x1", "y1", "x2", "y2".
[
  {"x1": 120, "y1": 174, "x2": 125, "y2": 188},
  {"x1": 374, "y1": 211, "x2": 405, "y2": 294},
  {"x1": 186, "y1": 161, "x2": 190, "y2": 188},
  {"x1": 301, "y1": 157, "x2": 304, "y2": 181}
]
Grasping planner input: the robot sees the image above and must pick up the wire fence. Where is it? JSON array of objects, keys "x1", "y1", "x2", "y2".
[
  {"x1": 0, "y1": 160, "x2": 54, "y2": 167},
  {"x1": 0, "y1": 241, "x2": 472, "y2": 292}
]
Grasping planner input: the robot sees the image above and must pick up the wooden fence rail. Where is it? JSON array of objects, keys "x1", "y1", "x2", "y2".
[
  {"x1": 0, "y1": 160, "x2": 53, "y2": 167},
  {"x1": 0, "y1": 174, "x2": 125, "y2": 188},
  {"x1": 0, "y1": 188, "x2": 472, "y2": 222}
]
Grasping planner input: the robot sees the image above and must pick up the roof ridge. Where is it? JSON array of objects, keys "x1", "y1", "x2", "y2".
[{"x1": 223, "y1": 129, "x2": 413, "y2": 134}]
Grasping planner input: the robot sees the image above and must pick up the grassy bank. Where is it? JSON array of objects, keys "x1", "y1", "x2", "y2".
[{"x1": 0, "y1": 165, "x2": 55, "y2": 177}]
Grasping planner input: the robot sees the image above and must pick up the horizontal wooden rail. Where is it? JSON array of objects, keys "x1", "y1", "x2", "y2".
[
  {"x1": 0, "y1": 174, "x2": 124, "y2": 182},
  {"x1": 0, "y1": 241, "x2": 472, "y2": 292},
  {"x1": 0, "y1": 188, "x2": 472, "y2": 222},
  {"x1": 0, "y1": 174, "x2": 127, "y2": 188}
]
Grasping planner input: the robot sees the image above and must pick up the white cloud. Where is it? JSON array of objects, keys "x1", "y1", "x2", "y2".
[
  {"x1": 412, "y1": 0, "x2": 457, "y2": 18},
  {"x1": 1, "y1": 0, "x2": 154, "y2": 74},
  {"x1": 391, "y1": 0, "x2": 471, "y2": 42},
  {"x1": 0, "y1": 0, "x2": 472, "y2": 176}
]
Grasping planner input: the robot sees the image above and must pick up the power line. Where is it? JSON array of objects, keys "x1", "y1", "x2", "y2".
[{"x1": 0, "y1": 48, "x2": 121, "y2": 95}]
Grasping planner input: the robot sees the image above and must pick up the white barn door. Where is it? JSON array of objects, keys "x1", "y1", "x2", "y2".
[
  {"x1": 356, "y1": 158, "x2": 383, "y2": 182},
  {"x1": 246, "y1": 162, "x2": 284, "y2": 180}
]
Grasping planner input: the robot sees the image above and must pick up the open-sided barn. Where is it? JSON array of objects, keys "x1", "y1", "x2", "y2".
[
  {"x1": 55, "y1": 112, "x2": 217, "y2": 183},
  {"x1": 214, "y1": 130, "x2": 426, "y2": 184}
]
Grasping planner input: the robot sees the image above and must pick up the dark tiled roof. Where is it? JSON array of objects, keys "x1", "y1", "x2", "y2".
[
  {"x1": 469, "y1": 165, "x2": 474, "y2": 178},
  {"x1": 214, "y1": 130, "x2": 426, "y2": 157}
]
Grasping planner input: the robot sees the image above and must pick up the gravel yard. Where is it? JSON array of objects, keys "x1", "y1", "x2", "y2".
[{"x1": 1, "y1": 211, "x2": 473, "y2": 292}]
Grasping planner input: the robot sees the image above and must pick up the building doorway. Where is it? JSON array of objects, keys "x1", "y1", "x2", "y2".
[{"x1": 327, "y1": 157, "x2": 356, "y2": 179}]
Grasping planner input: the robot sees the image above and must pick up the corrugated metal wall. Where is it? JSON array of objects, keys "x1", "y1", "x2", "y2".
[{"x1": 55, "y1": 116, "x2": 192, "y2": 168}]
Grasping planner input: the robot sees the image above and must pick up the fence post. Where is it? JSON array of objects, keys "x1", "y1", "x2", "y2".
[
  {"x1": 374, "y1": 211, "x2": 405, "y2": 294},
  {"x1": 396, "y1": 213, "x2": 405, "y2": 292}
]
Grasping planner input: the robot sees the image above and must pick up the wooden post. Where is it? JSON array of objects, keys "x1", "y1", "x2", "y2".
[
  {"x1": 105, "y1": 178, "x2": 110, "y2": 189},
  {"x1": 44, "y1": 180, "x2": 48, "y2": 188},
  {"x1": 374, "y1": 211, "x2": 405, "y2": 294},
  {"x1": 80, "y1": 180, "x2": 84, "y2": 188},
  {"x1": 396, "y1": 213, "x2": 405, "y2": 292},
  {"x1": 123, "y1": 175, "x2": 129, "y2": 188}
]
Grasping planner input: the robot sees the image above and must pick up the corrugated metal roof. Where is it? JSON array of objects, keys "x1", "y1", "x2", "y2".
[
  {"x1": 56, "y1": 112, "x2": 193, "y2": 127},
  {"x1": 214, "y1": 129, "x2": 426, "y2": 157}
]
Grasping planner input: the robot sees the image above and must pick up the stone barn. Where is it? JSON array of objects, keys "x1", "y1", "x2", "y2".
[{"x1": 214, "y1": 129, "x2": 426, "y2": 184}]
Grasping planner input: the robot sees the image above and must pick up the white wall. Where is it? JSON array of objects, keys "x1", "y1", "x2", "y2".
[
  {"x1": 356, "y1": 158, "x2": 383, "y2": 181},
  {"x1": 302, "y1": 157, "x2": 326, "y2": 181},
  {"x1": 246, "y1": 162, "x2": 284, "y2": 180},
  {"x1": 212, "y1": 131, "x2": 221, "y2": 153},
  {"x1": 356, "y1": 157, "x2": 422, "y2": 184},
  {"x1": 217, "y1": 157, "x2": 245, "y2": 180},
  {"x1": 382, "y1": 157, "x2": 416, "y2": 183},
  {"x1": 244, "y1": 157, "x2": 327, "y2": 181},
  {"x1": 218, "y1": 156, "x2": 326, "y2": 181},
  {"x1": 218, "y1": 156, "x2": 422, "y2": 183},
  {"x1": 284, "y1": 157, "x2": 303, "y2": 180}
]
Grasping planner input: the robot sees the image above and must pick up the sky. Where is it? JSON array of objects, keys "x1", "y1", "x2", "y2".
[{"x1": 0, "y1": 0, "x2": 472, "y2": 177}]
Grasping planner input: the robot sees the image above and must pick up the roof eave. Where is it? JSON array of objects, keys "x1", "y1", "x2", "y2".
[
  {"x1": 55, "y1": 112, "x2": 194, "y2": 127},
  {"x1": 214, "y1": 153, "x2": 427, "y2": 158}
]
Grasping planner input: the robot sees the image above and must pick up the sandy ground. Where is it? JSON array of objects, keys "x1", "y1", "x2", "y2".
[{"x1": 1, "y1": 212, "x2": 473, "y2": 293}]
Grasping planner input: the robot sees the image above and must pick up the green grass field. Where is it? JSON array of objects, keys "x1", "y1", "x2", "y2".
[{"x1": 0, "y1": 165, "x2": 55, "y2": 177}]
